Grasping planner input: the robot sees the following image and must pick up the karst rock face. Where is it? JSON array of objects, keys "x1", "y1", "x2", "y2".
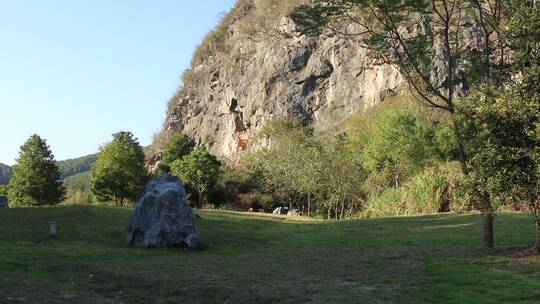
[{"x1": 155, "y1": 0, "x2": 478, "y2": 162}]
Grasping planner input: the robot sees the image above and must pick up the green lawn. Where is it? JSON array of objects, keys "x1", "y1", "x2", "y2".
[{"x1": 0, "y1": 206, "x2": 539, "y2": 304}]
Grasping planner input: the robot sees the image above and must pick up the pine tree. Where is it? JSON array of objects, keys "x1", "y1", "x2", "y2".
[{"x1": 8, "y1": 134, "x2": 65, "y2": 207}]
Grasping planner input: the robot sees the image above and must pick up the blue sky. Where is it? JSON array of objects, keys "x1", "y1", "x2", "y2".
[{"x1": 0, "y1": 0, "x2": 236, "y2": 165}]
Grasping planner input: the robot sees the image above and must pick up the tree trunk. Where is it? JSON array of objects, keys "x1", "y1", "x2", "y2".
[
  {"x1": 535, "y1": 217, "x2": 540, "y2": 254},
  {"x1": 307, "y1": 192, "x2": 311, "y2": 217},
  {"x1": 483, "y1": 212, "x2": 494, "y2": 249},
  {"x1": 198, "y1": 190, "x2": 203, "y2": 209}
]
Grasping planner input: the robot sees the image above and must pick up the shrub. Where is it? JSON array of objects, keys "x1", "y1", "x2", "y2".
[{"x1": 361, "y1": 162, "x2": 470, "y2": 217}]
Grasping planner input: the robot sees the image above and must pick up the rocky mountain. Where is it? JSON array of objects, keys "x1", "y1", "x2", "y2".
[{"x1": 151, "y1": 0, "x2": 477, "y2": 162}]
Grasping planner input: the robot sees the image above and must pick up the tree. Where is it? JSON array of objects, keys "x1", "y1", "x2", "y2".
[
  {"x1": 503, "y1": 0, "x2": 540, "y2": 251},
  {"x1": 456, "y1": 0, "x2": 540, "y2": 250},
  {"x1": 91, "y1": 131, "x2": 148, "y2": 206},
  {"x1": 361, "y1": 110, "x2": 449, "y2": 191},
  {"x1": 171, "y1": 146, "x2": 222, "y2": 209},
  {"x1": 7, "y1": 134, "x2": 65, "y2": 207},
  {"x1": 255, "y1": 118, "x2": 318, "y2": 213},
  {"x1": 459, "y1": 88, "x2": 539, "y2": 248},
  {"x1": 159, "y1": 133, "x2": 195, "y2": 173},
  {"x1": 252, "y1": 118, "x2": 365, "y2": 219},
  {"x1": 322, "y1": 135, "x2": 366, "y2": 219},
  {"x1": 291, "y1": 0, "x2": 508, "y2": 248}
]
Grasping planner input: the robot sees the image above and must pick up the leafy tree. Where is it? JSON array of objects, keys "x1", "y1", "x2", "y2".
[
  {"x1": 171, "y1": 146, "x2": 222, "y2": 209},
  {"x1": 91, "y1": 131, "x2": 148, "y2": 206},
  {"x1": 361, "y1": 110, "x2": 448, "y2": 191},
  {"x1": 7, "y1": 134, "x2": 65, "y2": 207},
  {"x1": 505, "y1": 0, "x2": 540, "y2": 252},
  {"x1": 454, "y1": 0, "x2": 540, "y2": 249},
  {"x1": 160, "y1": 133, "x2": 195, "y2": 173},
  {"x1": 218, "y1": 163, "x2": 268, "y2": 211},
  {"x1": 255, "y1": 118, "x2": 317, "y2": 212},
  {"x1": 252, "y1": 118, "x2": 365, "y2": 219},
  {"x1": 322, "y1": 135, "x2": 366, "y2": 219},
  {"x1": 291, "y1": 0, "x2": 508, "y2": 247},
  {"x1": 459, "y1": 88, "x2": 539, "y2": 249}
]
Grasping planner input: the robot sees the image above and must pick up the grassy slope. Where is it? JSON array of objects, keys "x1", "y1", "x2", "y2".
[{"x1": 0, "y1": 207, "x2": 539, "y2": 304}]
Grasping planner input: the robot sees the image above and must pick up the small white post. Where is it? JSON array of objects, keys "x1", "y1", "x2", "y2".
[{"x1": 50, "y1": 221, "x2": 57, "y2": 239}]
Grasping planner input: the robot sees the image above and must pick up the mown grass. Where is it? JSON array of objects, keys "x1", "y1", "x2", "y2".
[{"x1": 0, "y1": 206, "x2": 539, "y2": 303}]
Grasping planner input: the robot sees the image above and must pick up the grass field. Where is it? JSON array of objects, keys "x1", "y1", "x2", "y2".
[{"x1": 0, "y1": 206, "x2": 539, "y2": 304}]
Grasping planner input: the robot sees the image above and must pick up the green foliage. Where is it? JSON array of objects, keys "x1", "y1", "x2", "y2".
[
  {"x1": 0, "y1": 184, "x2": 7, "y2": 196},
  {"x1": 218, "y1": 164, "x2": 269, "y2": 211},
  {"x1": 159, "y1": 133, "x2": 195, "y2": 173},
  {"x1": 0, "y1": 163, "x2": 12, "y2": 185},
  {"x1": 7, "y1": 134, "x2": 65, "y2": 207},
  {"x1": 63, "y1": 171, "x2": 92, "y2": 193},
  {"x1": 249, "y1": 118, "x2": 365, "y2": 219},
  {"x1": 362, "y1": 162, "x2": 469, "y2": 217},
  {"x1": 91, "y1": 131, "x2": 148, "y2": 206},
  {"x1": 56, "y1": 153, "x2": 98, "y2": 179},
  {"x1": 506, "y1": 0, "x2": 540, "y2": 98},
  {"x1": 459, "y1": 87, "x2": 539, "y2": 211},
  {"x1": 360, "y1": 109, "x2": 455, "y2": 192},
  {"x1": 64, "y1": 189, "x2": 94, "y2": 205},
  {"x1": 323, "y1": 137, "x2": 367, "y2": 219},
  {"x1": 171, "y1": 146, "x2": 222, "y2": 208}
]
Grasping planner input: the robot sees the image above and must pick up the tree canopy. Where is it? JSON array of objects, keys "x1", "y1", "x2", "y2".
[
  {"x1": 160, "y1": 133, "x2": 195, "y2": 173},
  {"x1": 7, "y1": 134, "x2": 65, "y2": 207},
  {"x1": 91, "y1": 131, "x2": 148, "y2": 206},
  {"x1": 171, "y1": 146, "x2": 222, "y2": 209}
]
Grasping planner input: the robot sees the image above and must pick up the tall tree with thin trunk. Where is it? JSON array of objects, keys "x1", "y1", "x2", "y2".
[{"x1": 292, "y1": 0, "x2": 508, "y2": 248}]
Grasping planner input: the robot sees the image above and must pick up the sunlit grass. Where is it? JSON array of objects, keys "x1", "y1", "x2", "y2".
[{"x1": 0, "y1": 206, "x2": 539, "y2": 303}]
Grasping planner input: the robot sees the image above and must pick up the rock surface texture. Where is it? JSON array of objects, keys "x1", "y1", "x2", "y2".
[
  {"x1": 0, "y1": 195, "x2": 8, "y2": 208},
  {"x1": 152, "y1": 0, "x2": 479, "y2": 162},
  {"x1": 127, "y1": 175, "x2": 200, "y2": 248}
]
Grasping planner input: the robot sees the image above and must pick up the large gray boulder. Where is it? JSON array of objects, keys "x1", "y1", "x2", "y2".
[
  {"x1": 127, "y1": 175, "x2": 200, "y2": 248},
  {"x1": 0, "y1": 195, "x2": 8, "y2": 208}
]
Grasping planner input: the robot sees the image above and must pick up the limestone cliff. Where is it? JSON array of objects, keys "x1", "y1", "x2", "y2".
[{"x1": 152, "y1": 0, "x2": 475, "y2": 162}]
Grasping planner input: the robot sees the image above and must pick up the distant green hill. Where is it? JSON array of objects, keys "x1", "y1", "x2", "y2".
[
  {"x1": 57, "y1": 153, "x2": 99, "y2": 180},
  {"x1": 0, "y1": 153, "x2": 98, "y2": 189},
  {"x1": 0, "y1": 163, "x2": 13, "y2": 185}
]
